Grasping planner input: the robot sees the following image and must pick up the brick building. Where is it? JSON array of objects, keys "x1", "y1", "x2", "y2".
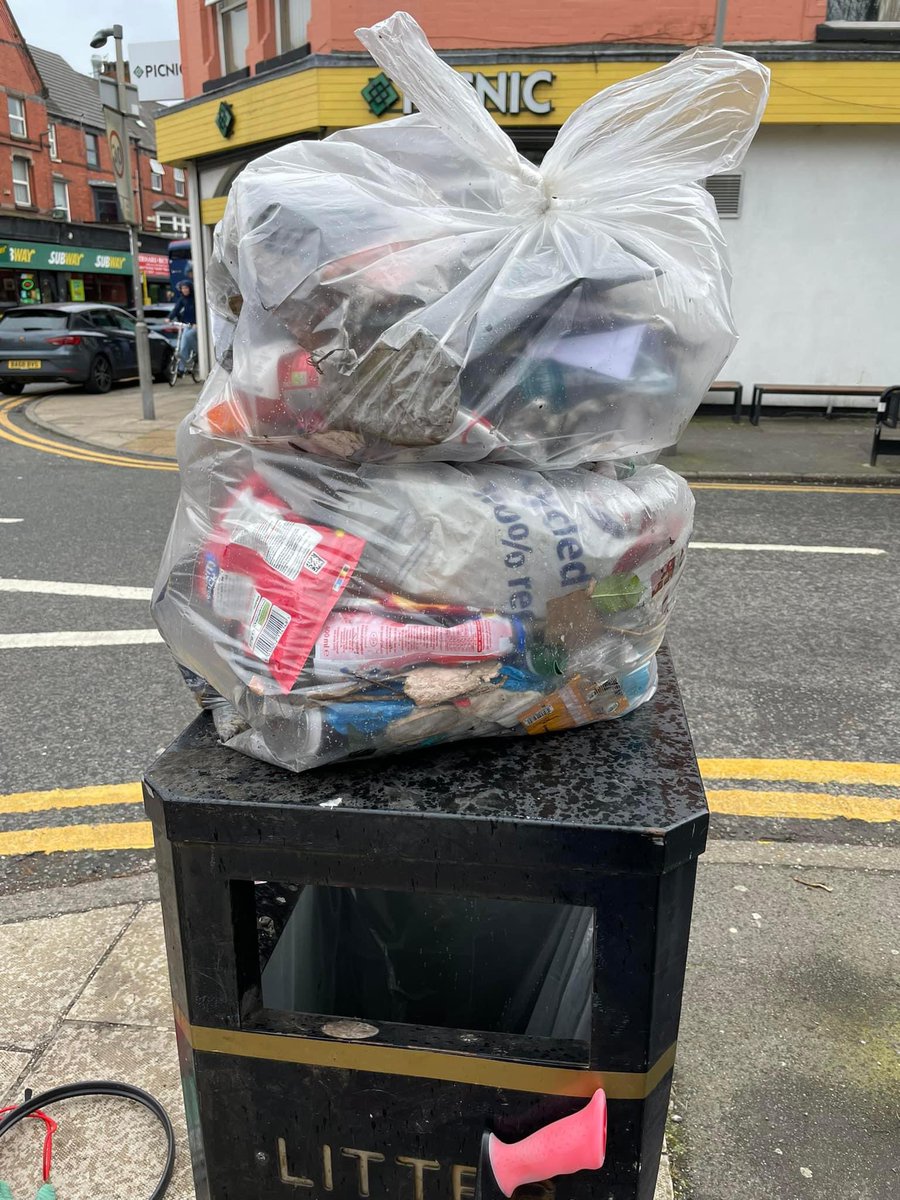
[
  {"x1": 0, "y1": 0, "x2": 191, "y2": 307},
  {"x1": 160, "y1": 1, "x2": 900, "y2": 392}
]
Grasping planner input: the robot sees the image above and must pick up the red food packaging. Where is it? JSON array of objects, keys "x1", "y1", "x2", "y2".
[{"x1": 199, "y1": 476, "x2": 365, "y2": 693}]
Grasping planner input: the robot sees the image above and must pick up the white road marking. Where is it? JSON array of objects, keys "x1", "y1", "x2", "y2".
[
  {"x1": 0, "y1": 578, "x2": 153, "y2": 600},
  {"x1": 691, "y1": 542, "x2": 885, "y2": 556},
  {"x1": 0, "y1": 629, "x2": 163, "y2": 650},
  {"x1": 0, "y1": 518, "x2": 23, "y2": 523}
]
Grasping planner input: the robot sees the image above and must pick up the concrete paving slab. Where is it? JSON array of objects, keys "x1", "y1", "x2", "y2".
[
  {"x1": 0, "y1": 1023, "x2": 194, "y2": 1200},
  {"x1": 0, "y1": 906, "x2": 134, "y2": 1049},
  {"x1": 671, "y1": 859, "x2": 900, "y2": 1199},
  {"x1": 0, "y1": 1051, "x2": 30, "y2": 1101},
  {"x1": 69, "y1": 903, "x2": 172, "y2": 1030}
]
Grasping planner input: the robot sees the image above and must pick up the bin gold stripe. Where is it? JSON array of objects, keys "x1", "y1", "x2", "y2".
[{"x1": 181, "y1": 1016, "x2": 676, "y2": 1101}]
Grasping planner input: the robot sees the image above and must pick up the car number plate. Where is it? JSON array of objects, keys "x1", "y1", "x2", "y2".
[{"x1": 7, "y1": 360, "x2": 41, "y2": 369}]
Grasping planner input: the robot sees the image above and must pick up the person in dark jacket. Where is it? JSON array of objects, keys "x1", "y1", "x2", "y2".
[{"x1": 171, "y1": 281, "x2": 197, "y2": 374}]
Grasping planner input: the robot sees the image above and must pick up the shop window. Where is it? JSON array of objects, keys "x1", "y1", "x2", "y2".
[
  {"x1": 8, "y1": 96, "x2": 27, "y2": 139},
  {"x1": 93, "y1": 186, "x2": 120, "y2": 223},
  {"x1": 174, "y1": 167, "x2": 186, "y2": 198},
  {"x1": 52, "y1": 178, "x2": 69, "y2": 218},
  {"x1": 48, "y1": 122, "x2": 59, "y2": 160},
  {"x1": 277, "y1": 0, "x2": 310, "y2": 53},
  {"x1": 12, "y1": 157, "x2": 31, "y2": 207},
  {"x1": 218, "y1": 0, "x2": 249, "y2": 75},
  {"x1": 85, "y1": 131, "x2": 100, "y2": 168}
]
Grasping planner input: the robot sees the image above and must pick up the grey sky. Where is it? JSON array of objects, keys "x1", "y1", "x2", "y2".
[{"x1": 11, "y1": 0, "x2": 179, "y2": 76}]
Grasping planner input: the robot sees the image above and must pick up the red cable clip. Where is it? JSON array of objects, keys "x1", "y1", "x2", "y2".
[{"x1": 0, "y1": 1102, "x2": 57, "y2": 1182}]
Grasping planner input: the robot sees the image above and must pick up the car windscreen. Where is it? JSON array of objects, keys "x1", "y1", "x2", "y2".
[{"x1": 0, "y1": 312, "x2": 69, "y2": 331}]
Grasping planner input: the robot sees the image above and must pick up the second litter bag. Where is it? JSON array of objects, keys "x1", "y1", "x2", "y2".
[
  {"x1": 204, "y1": 11, "x2": 768, "y2": 467},
  {"x1": 153, "y1": 429, "x2": 693, "y2": 772}
]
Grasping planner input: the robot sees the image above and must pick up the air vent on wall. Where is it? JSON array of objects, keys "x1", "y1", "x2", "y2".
[{"x1": 705, "y1": 173, "x2": 742, "y2": 217}]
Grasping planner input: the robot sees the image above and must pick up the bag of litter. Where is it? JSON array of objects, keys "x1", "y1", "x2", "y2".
[
  {"x1": 203, "y1": 11, "x2": 767, "y2": 466},
  {"x1": 152, "y1": 428, "x2": 693, "y2": 773}
]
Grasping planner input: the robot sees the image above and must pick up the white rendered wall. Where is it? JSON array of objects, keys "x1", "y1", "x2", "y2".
[{"x1": 720, "y1": 125, "x2": 900, "y2": 395}]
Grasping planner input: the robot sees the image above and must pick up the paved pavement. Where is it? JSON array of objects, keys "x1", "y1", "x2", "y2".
[
  {"x1": 662, "y1": 411, "x2": 900, "y2": 483},
  {"x1": 24, "y1": 379, "x2": 201, "y2": 459},
  {"x1": 0, "y1": 390, "x2": 897, "y2": 1199}
]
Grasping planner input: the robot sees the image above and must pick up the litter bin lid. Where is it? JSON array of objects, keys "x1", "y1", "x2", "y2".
[{"x1": 145, "y1": 645, "x2": 707, "y2": 874}]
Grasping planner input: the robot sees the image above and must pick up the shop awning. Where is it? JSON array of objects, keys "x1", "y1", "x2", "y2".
[
  {"x1": 0, "y1": 238, "x2": 133, "y2": 275},
  {"x1": 138, "y1": 251, "x2": 171, "y2": 279}
]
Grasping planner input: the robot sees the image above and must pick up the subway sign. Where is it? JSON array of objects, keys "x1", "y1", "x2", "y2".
[{"x1": 0, "y1": 239, "x2": 133, "y2": 274}]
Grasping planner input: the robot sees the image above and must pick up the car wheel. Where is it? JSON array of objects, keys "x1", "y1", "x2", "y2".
[
  {"x1": 0, "y1": 379, "x2": 25, "y2": 396},
  {"x1": 84, "y1": 354, "x2": 113, "y2": 394},
  {"x1": 153, "y1": 349, "x2": 172, "y2": 384}
]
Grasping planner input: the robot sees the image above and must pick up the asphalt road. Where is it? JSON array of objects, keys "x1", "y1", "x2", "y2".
[
  {"x1": 0, "y1": 407, "x2": 897, "y2": 1200},
  {"x1": 0, "y1": 418, "x2": 898, "y2": 881}
]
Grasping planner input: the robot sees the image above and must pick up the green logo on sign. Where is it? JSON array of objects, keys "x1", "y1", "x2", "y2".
[
  {"x1": 362, "y1": 73, "x2": 399, "y2": 117},
  {"x1": 133, "y1": 65, "x2": 144, "y2": 78},
  {"x1": 216, "y1": 100, "x2": 235, "y2": 139}
]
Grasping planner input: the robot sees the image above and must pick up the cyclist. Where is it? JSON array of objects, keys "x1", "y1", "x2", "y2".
[{"x1": 170, "y1": 281, "x2": 197, "y2": 375}]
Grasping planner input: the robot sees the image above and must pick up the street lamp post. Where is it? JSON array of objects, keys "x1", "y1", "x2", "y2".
[
  {"x1": 713, "y1": 0, "x2": 729, "y2": 47},
  {"x1": 90, "y1": 24, "x2": 155, "y2": 421}
]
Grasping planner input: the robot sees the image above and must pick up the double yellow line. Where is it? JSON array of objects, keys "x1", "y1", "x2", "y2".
[
  {"x1": 0, "y1": 396, "x2": 177, "y2": 471},
  {"x1": 1, "y1": 757, "x2": 898, "y2": 856},
  {"x1": 690, "y1": 481, "x2": 900, "y2": 495}
]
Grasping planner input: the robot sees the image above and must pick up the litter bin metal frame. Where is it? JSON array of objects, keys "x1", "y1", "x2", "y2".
[{"x1": 145, "y1": 646, "x2": 707, "y2": 1200}]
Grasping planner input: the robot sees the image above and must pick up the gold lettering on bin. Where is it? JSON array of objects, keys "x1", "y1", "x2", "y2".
[
  {"x1": 322, "y1": 1144, "x2": 334, "y2": 1191},
  {"x1": 452, "y1": 1164, "x2": 478, "y2": 1200},
  {"x1": 277, "y1": 1137, "x2": 314, "y2": 1187},
  {"x1": 396, "y1": 1155, "x2": 440, "y2": 1200},
  {"x1": 341, "y1": 1147, "x2": 385, "y2": 1197}
]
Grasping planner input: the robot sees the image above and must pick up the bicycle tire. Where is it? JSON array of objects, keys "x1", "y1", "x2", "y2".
[
  {"x1": 0, "y1": 1080, "x2": 175, "y2": 1199},
  {"x1": 166, "y1": 349, "x2": 179, "y2": 388}
]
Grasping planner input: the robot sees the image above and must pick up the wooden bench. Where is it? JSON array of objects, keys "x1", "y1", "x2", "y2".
[
  {"x1": 870, "y1": 387, "x2": 900, "y2": 467},
  {"x1": 750, "y1": 383, "x2": 886, "y2": 425},
  {"x1": 699, "y1": 379, "x2": 743, "y2": 421}
]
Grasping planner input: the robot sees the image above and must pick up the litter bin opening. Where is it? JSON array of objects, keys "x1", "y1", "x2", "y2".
[{"x1": 252, "y1": 882, "x2": 594, "y2": 1049}]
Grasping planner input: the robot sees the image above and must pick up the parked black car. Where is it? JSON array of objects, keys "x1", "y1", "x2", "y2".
[{"x1": 0, "y1": 303, "x2": 173, "y2": 395}]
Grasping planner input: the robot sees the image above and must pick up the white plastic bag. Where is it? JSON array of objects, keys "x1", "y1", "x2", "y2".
[
  {"x1": 204, "y1": 11, "x2": 768, "y2": 466},
  {"x1": 153, "y1": 423, "x2": 693, "y2": 773}
]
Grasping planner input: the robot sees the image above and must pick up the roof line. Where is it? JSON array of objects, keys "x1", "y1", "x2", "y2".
[{"x1": 3, "y1": 12, "x2": 47, "y2": 98}]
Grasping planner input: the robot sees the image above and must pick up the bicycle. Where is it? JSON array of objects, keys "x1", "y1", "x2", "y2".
[{"x1": 167, "y1": 322, "x2": 201, "y2": 386}]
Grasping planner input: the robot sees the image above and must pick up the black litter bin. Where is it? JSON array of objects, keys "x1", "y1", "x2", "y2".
[{"x1": 144, "y1": 646, "x2": 707, "y2": 1200}]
